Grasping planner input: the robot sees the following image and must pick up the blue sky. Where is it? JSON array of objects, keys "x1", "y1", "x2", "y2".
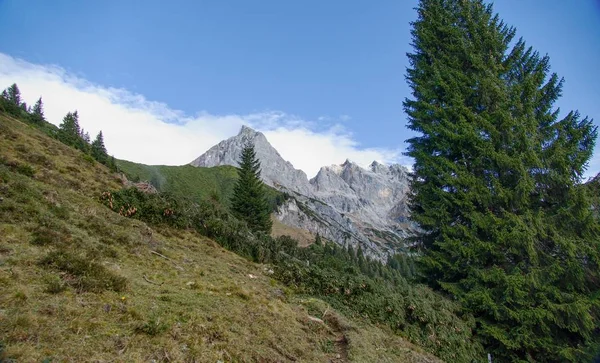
[{"x1": 0, "y1": 0, "x2": 599, "y2": 176}]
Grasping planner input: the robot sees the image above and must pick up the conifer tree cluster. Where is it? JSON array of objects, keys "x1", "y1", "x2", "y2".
[
  {"x1": 56, "y1": 111, "x2": 115, "y2": 170},
  {"x1": 58, "y1": 111, "x2": 87, "y2": 151},
  {"x1": 406, "y1": 0, "x2": 599, "y2": 361},
  {"x1": 1, "y1": 83, "x2": 118, "y2": 171},
  {"x1": 230, "y1": 142, "x2": 273, "y2": 234},
  {"x1": 0, "y1": 83, "x2": 28, "y2": 116}
]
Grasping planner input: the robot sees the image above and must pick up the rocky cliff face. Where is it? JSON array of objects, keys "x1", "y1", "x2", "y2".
[
  {"x1": 311, "y1": 160, "x2": 411, "y2": 229},
  {"x1": 190, "y1": 126, "x2": 414, "y2": 259}
]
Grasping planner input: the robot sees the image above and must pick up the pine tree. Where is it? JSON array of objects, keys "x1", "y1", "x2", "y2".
[
  {"x1": 230, "y1": 142, "x2": 273, "y2": 234},
  {"x1": 107, "y1": 155, "x2": 119, "y2": 172},
  {"x1": 30, "y1": 97, "x2": 45, "y2": 123},
  {"x1": 59, "y1": 111, "x2": 80, "y2": 140},
  {"x1": 82, "y1": 131, "x2": 91, "y2": 144},
  {"x1": 58, "y1": 111, "x2": 87, "y2": 151},
  {"x1": 6, "y1": 83, "x2": 21, "y2": 106},
  {"x1": 590, "y1": 173, "x2": 600, "y2": 214},
  {"x1": 356, "y1": 245, "x2": 366, "y2": 271},
  {"x1": 405, "y1": 0, "x2": 600, "y2": 361},
  {"x1": 91, "y1": 131, "x2": 108, "y2": 164},
  {"x1": 0, "y1": 84, "x2": 24, "y2": 117},
  {"x1": 315, "y1": 232, "x2": 322, "y2": 245}
]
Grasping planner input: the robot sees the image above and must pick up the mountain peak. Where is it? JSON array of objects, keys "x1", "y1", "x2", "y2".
[
  {"x1": 370, "y1": 160, "x2": 389, "y2": 174},
  {"x1": 238, "y1": 125, "x2": 259, "y2": 136},
  {"x1": 190, "y1": 126, "x2": 312, "y2": 195},
  {"x1": 342, "y1": 159, "x2": 356, "y2": 167}
]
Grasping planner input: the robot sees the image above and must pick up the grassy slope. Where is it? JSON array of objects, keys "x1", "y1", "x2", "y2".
[
  {"x1": 0, "y1": 113, "x2": 440, "y2": 362},
  {"x1": 116, "y1": 159, "x2": 281, "y2": 209},
  {"x1": 116, "y1": 160, "x2": 238, "y2": 205}
]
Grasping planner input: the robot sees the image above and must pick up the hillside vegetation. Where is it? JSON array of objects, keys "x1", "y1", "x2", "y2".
[
  {"x1": 116, "y1": 159, "x2": 316, "y2": 245},
  {"x1": 116, "y1": 159, "x2": 284, "y2": 211},
  {"x1": 0, "y1": 110, "x2": 452, "y2": 360}
]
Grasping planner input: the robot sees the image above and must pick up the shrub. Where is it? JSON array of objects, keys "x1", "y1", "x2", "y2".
[
  {"x1": 48, "y1": 204, "x2": 70, "y2": 220},
  {"x1": 100, "y1": 188, "x2": 186, "y2": 227},
  {"x1": 0, "y1": 156, "x2": 35, "y2": 177},
  {"x1": 42, "y1": 274, "x2": 67, "y2": 294},
  {"x1": 272, "y1": 245, "x2": 483, "y2": 362},
  {"x1": 80, "y1": 153, "x2": 96, "y2": 165},
  {"x1": 39, "y1": 250, "x2": 127, "y2": 292},
  {"x1": 25, "y1": 152, "x2": 52, "y2": 167},
  {"x1": 30, "y1": 226, "x2": 69, "y2": 246},
  {"x1": 134, "y1": 315, "x2": 169, "y2": 336}
]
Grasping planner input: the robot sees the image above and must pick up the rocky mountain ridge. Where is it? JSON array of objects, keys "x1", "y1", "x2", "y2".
[{"x1": 190, "y1": 126, "x2": 414, "y2": 258}]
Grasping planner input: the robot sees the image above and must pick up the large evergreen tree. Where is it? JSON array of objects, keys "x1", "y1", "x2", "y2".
[
  {"x1": 230, "y1": 142, "x2": 272, "y2": 234},
  {"x1": 405, "y1": 0, "x2": 600, "y2": 361}
]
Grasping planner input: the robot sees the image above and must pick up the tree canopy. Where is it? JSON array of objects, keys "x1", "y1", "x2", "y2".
[
  {"x1": 0, "y1": 83, "x2": 26, "y2": 117},
  {"x1": 58, "y1": 111, "x2": 89, "y2": 152},
  {"x1": 405, "y1": 0, "x2": 600, "y2": 361},
  {"x1": 30, "y1": 97, "x2": 45, "y2": 124},
  {"x1": 91, "y1": 131, "x2": 108, "y2": 164},
  {"x1": 5, "y1": 83, "x2": 22, "y2": 107}
]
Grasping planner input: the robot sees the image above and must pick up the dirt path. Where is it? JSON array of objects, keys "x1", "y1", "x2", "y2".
[{"x1": 331, "y1": 334, "x2": 349, "y2": 362}]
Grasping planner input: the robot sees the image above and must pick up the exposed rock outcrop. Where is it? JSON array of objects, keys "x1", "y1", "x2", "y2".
[
  {"x1": 119, "y1": 173, "x2": 159, "y2": 194},
  {"x1": 310, "y1": 160, "x2": 411, "y2": 229}
]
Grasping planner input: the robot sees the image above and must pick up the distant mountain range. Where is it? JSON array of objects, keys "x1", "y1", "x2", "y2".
[{"x1": 190, "y1": 126, "x2": 415, "y2": 258}]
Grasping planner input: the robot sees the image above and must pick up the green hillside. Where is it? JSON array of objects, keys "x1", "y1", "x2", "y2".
[
  {"x1": 117, "y1": 160, "x2": 238, "y2": 203},
  {"x1": 117, "y1": 159, "x2": 284, "y2": 210},
  {"x1": 0, "y1": 109, "x2": 449, "y2": 361}
]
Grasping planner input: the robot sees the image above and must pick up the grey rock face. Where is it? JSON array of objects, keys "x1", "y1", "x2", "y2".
[
  {"x1": 190, "y1": 126, "x2": 414, "y2": 259},
  {"x1": 310, "y1": 160, "x2": 411, "y2": 229}
]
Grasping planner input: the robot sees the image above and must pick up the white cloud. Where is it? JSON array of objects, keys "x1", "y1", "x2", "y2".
[
  {"x1": 262, "y1": 126, "x2": 403, "y2": 176},
  {"x1": 0, "y1": 53, "x2": 405, "y2": 178}
]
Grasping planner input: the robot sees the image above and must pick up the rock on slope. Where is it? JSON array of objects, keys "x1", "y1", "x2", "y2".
[{"x1": 190, "y1": 126, "x2": 414, "y2": 259}]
